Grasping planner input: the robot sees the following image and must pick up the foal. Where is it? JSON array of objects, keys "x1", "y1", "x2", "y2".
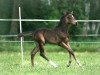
[{"x1": 18, "y1": 11, "x2": 82, "y2": 67}]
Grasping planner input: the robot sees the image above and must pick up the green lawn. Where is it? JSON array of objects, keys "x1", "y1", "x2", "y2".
[{"x1": 0, "y1": 51, "x2": 100, "y2": 75}]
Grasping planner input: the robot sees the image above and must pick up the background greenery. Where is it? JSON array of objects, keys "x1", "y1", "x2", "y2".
[
  {"x1": 0, "y1": 0, "x2": 100, "y2": 35},
  {"x1": 0, "y1": 0, "x2": 99, "y2": 43}
]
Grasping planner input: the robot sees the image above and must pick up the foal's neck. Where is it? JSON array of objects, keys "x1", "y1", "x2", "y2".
[
  {"x1": 56, "y1": 16, "x2": 69, "y2": 31},
  {"x1": 56, "y1": 21, "x2": 69, "y2": 31}
]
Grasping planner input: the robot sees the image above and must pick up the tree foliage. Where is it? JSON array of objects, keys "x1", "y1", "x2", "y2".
[{"x1": 0, "y1": 0, "x2": 100, "y2": 35}]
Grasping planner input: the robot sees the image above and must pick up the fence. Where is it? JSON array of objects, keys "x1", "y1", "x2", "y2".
[{"x1": 0, "y1": 19, "x2": 100, "y2": 43}]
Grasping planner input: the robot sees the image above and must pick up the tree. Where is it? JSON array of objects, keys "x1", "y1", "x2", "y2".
[
  {"x1": 83, "y1": 0, "x2": 90, "y2": 36},
  {"x1": 90, "y1": 0, "x2": 100, "y2": 36},
  {"x1": 0, "y1": 0, "x2": 12, "y2": 34},
  {"x1": 10, "y1": 0, "x2": 21, "y2": 35}
]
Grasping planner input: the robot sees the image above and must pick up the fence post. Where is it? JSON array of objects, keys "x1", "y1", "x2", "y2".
[{"x1": 19, "y1": 7, "x2": 24, "y2": 65}]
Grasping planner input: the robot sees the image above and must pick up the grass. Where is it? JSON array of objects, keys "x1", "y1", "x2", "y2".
[
  {"x1": 0, "y1": 43, "x2": 100, "y2": 75},
  {"x1": 0, "y1": 42, "x2": 100, "y2": 52},
  {"x1": 0, "y1": 51, "x2": 100, "y2": 75}
]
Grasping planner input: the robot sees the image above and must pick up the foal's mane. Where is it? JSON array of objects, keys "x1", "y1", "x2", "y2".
[{"x1": 56, "y1": 15, "x2": 65, "y2": 28}]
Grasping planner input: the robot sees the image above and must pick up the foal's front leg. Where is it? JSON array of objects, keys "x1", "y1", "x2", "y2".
[
  {"x1": 67, "y1": 43, "x2": 82, "y2": 67},
  {"x1": 67, "y1": 53, "x2": 72, "y2": 67},
  {"x1": 66, "y1": 43, "x2": 73, "y2": 67},
  {"x1": 59, "y1": 42, "x2": 82, "y2": 67}
]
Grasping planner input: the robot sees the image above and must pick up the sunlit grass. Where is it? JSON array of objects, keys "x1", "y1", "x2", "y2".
[{"x1": 0, "y1": 51, "x2": 100, "y2": 75}]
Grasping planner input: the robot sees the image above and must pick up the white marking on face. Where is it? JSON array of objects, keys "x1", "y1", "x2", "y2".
[{"x1": 71, "y1": 15, "x2": 74, "y2": 18}]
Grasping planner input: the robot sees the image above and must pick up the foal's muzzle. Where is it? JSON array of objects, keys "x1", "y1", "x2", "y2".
[
  {"x1": 74, "y1": 20, "x2": 78, "y2": 26},
  {"x1": 75, "y1": 22, "x2": 78, "y2": 26}
]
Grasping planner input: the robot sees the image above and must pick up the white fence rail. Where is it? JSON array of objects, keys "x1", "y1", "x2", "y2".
[
  {"x1": 0, "y1": 34, "x2": 100, "y2": 37},
  {"x1": 0, "y1": 16, "x2": 100, "y2": 43},
  {"x1": 1, "y1": 19, "x2": 100, "y2": 22},
  {"x1": 0, "y1": 40, "x2": 99, "y2": 43},
  {"x1": 0, "y1": 34, "x2": 100, "y2": 43},
  {"x1": 0, "y1": 19, "x2": 100, "y2": 43}
]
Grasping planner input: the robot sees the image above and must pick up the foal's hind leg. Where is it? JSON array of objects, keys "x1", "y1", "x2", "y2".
[
  {"x1": 38, "y1": 42, "x2": 58, "y2": 67},
  {"x1": 31, "y1": 46, "x2": 39, "y2": 67},
  {"x1": 38, "y1": 43, "x2": 49, "y2": 61},
  {"x1": 59, "y1": 42, "x2": 82, "y2": 67}
]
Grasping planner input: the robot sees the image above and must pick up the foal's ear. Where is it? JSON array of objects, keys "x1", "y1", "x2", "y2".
[
  {"x1": 71, "y1": 11, "x2": 73, "y2": 14},
  {"x1": 63, "y1": 11, "x2": 72, "y2": 15},
  {"x1": 66, "y1": 11, "x2": 71, "y2": 15}
]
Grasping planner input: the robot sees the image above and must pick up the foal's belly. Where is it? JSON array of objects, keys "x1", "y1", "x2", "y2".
[{"x1": 45, "y1": 36, "x2": 60, "y2": 44}]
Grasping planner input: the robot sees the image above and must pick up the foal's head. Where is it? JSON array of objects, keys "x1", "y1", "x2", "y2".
[{"x1": 63, "y1": 11, "x2": 77, "y2": 25}]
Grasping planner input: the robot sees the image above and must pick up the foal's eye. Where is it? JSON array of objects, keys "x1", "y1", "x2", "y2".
[{"x1": 68, "y1": 16, "x2": 72, "y2": 19}]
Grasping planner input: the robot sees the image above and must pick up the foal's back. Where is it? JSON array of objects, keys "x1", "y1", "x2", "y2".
[
  {"x1": 34, "y1": 28, "x2": 61, "y2": 44},
  {"x1": 33, "y1": 28, "x2": 69, "y2": 44}
]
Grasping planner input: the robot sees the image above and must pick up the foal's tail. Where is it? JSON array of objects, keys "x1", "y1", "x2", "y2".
[{"x1": 18, "y1": 31, "x2": 34, "y2": 38}]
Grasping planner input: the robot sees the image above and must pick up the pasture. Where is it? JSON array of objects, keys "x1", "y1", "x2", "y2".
[{"x1": 0, "y1": 43, "x2": 100, "y2": 75}]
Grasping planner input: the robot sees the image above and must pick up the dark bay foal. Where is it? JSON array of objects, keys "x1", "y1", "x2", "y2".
[{"x1": 18, "y1": 11, "x2": 82, "y2": 67}]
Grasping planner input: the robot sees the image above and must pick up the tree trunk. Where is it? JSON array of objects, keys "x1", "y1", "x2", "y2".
[
  {"x1": 47, "y1": 0, "x2": 51, "y2": 5},
  {"x1": 95, "y1": 23, "x2": 100, "y2": 37},
  {"x1": 10, "y1": 0, "x2": 19, "y2": 35},
  {"x1": 92, "y1": 22, "x2": 96, "y2": 33},
  {"x1": 83, "y1": 0, "x2": 90, "y2": 36},
  {"x1": 90, "y1": 0, "x2": 100, "y2": 36}
]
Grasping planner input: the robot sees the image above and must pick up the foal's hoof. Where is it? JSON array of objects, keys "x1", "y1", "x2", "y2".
[
  {"x1": 67, "y1": 65, "x2": 70, "y2": 67},
  {"x1": 31, "y1": 64, "x2": 34, "y2": 67}
]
